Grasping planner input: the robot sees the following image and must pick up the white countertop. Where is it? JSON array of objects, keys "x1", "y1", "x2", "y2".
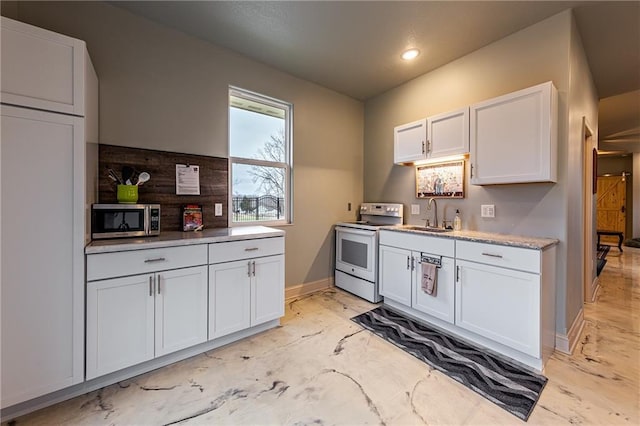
[
  {"x1": 382, "y1": 225, "x2": 559, "y2": 250},
  {"x1": 86, "y1": 226, "x2": 285, "y2": 254}
]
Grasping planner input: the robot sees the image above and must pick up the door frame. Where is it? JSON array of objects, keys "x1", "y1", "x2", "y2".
[{"x1": 582, "y1": 118, "x2": 598, "y2": 303}]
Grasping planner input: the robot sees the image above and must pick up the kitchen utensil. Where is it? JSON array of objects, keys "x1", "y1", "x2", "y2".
[
  {"x1": 136, "y1": 171, "x2": 150, "y2": 186},
  {"x1": 122, "y1": 166, "x2": 134, "y2": 186},
  {"x1": 107, "y1": 168, "x2": 122, "y2": 184}
]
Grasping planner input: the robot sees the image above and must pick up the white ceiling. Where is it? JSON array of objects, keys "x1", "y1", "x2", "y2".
[{"x1": 114, "y1": 1, "x2": 640, "y2": 150}]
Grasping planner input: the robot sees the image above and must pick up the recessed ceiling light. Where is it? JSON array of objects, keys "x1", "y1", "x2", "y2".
[{"x1": 401, "y1": 48, "x2": 420, "y2": 61}]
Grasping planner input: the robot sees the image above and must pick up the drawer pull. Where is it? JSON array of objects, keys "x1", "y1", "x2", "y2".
[
  {"x1": 244, "y1": 247, "x2": 259, "y2": 252},
  {"x1": 481, "y1": 252, "x2": 503, "y2": 259},
  {"x1": 144, "y1": 257, "x2": 166, "y2": 263}
]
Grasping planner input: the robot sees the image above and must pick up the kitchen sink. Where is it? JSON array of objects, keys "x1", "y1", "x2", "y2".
[{"x1": 404, "y1": 225, "x2": 452, "y2": 233}]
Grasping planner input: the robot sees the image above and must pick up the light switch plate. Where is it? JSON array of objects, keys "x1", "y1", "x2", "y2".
[
  {"x1": 481, "y1": 204, "x2": 495, "y2": 218},
  {"x1": 215, "y1": 203, "x2": 223, "y2": 216},
  {"x1": 411, "y1": 204, "x2": 420, "y2": 215}
]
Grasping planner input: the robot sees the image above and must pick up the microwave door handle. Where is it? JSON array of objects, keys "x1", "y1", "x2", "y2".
[{"x1": 144, "y1": 207, "x2": 149, "y2": 235}]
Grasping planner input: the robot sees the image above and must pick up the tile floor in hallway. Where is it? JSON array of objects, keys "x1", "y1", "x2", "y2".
[{"x1": 7, "y1": 246, "x2": 639, "y2": 425}]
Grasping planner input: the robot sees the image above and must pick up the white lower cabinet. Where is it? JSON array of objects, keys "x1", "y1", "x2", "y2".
[
  {"x1": 379, "y1": 231, "x2": 456, "y2": 324},
  {"x1": 86, "y1": 274, "x2": 155, "y2": 379},
  {"x1": 379, "y1": 245, "x2": 412, "y2": 306},
  {"x1": 455, "y1": 260, "x2": 540, "y2": 357},
  {"x1": 378, "y1": 229, "x2": 556, "y2": 371},
  {"x1": 86, "y1": 266, "x2": 207, "y2": 379},
  {"x1": 86, "y1": 245, "x2": 208, "y2": 380},
  {"x1": 209, "y1": 254, "x2": 285, "y2": 339}
]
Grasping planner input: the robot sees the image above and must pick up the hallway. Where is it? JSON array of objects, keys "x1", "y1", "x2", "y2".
[{"x1": 541, "y1": 245, "x2": 640, "y2": 424}]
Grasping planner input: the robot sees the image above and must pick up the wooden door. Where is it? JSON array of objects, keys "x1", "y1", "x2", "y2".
[{"x1": 596, "y1": 176, "x2": 626, "y2": 243}]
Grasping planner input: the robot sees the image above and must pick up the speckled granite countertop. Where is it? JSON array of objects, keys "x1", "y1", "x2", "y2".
[
  {"x1": 382, "y1": 225, "x2": 558, "y2": 250},
  {"x1": 86, "y1": 226, "x2": 285, "y2": 254}
]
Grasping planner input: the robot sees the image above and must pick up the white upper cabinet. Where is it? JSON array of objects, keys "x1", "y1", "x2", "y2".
[
  {"x1": 426, "y1": 107, "x2": 470, "y2": 159},
  {"x1": 1, "y1": 17, "x2": 97, "y2": 119},
  {"x1": 394, "y1": 118, "x2": 427, "y2": 164},
  {"x1": 394, "y1": 108, "x2": 469, "y2": 165},
  {"x1": 470, "y1": 81, "x2": 558, "y2": 185}
]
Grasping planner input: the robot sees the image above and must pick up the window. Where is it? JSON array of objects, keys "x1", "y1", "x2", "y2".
[{"x1": 229, "y1": 87, "x2": 292, "y2": 225}]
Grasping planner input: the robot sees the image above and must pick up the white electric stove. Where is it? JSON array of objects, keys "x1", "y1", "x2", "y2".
[{"x1": 335, "y1": 203, "x2": 404, "y2": 302}]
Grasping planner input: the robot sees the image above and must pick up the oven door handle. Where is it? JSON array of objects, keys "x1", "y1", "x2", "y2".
[{"x1": 335, "y1": 226, "x2": 376, "y2": 236}]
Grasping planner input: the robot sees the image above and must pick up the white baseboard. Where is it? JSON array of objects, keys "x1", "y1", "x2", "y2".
[
  {"x1": 285, "y1": 277, "x2": 333, "y2": 301},
  {"x1": 555, "y1": 308, "x2": 585, "y2": 354}
]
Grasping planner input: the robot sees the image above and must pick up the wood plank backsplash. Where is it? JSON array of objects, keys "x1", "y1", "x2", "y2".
[{"x1": 98, "y1": 144, "x2": 228, "y2": 231}]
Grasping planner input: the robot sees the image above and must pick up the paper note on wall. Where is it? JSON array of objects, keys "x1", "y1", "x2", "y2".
[{"x1": 176, "y1": 164, "x2": 201, "y2": 195}]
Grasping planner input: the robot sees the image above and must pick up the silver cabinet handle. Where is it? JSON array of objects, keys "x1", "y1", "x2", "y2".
[
  {"x1": 406, "y1": 255, "x2": 410, "y2": 270},
  {"x1": 247, "y1": 261, "x2": 252, "y2": 277},
  {"x1": 481, "y1": 252, "x2": 503, "y2": 258},
  {"x1": 244, "y1": 247, "x2": 259, "y2": 252},
  {"x1": 422, "y1": 141, "x2": 425, "y2": 154},
  {"x1": 149, "y1": 276, "x2": 153, "y2": 296},
  {"x1": 411, "y1": 256, "x2": 415, "y2": 271},
  {"x1": 252, "y1": 260, "x2": 256, "y2": 277},
  {"x1": 144, "y1": 257, "x2": 166, "y2": 263},
  {"x1": 456, "y1": 265, "x2": 460, "y2": 282},
  {"x1": 157, "y1": 275, "x2": 161, "y2": 294},
  {"x1": 427, "y1": 140, "x2": 432, "y2": 153}
]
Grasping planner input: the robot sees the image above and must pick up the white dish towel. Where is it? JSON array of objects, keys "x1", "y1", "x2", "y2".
[{"x1": 421, "y1": 262, "x2": 437, "y2": 296}]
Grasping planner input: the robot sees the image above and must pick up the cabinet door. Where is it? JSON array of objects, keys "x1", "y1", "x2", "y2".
[
  {"x1": 413, "y1": 256, "x2": 455, "y2": 324},
  {"x1": 155, "y1": 266, "x2": 208, "y2": 357},
  {"x1": 455, "y1": 260, "x2": 540, "y2": 357},
  {"x1": 379, "y1": 245, "x2": 413, "y2": 306},
  {"x1": 1, "y1": 17, "x2": 86, "y2": 115},
  {"x1": 1, "y1": 106, "x2": 85, "y2": 406},
  {"x1": 86, "y1": 274, "x2": 155, "y2": 380},
  {"x1": 470, "y1": 81, "x2": 557, "y2": 185},
  {"x1": 209, "y1": 261, "x2": 251, "y2": 339},
  {"x1": 427, "y1": 107, "x2": 469, "y2": 158},
  {"x1": 252, "y1": 255, "x2": 285, "y2": 325},
  {"x1": 394, "y1": 119, "x2": 427, "y2": 164}
]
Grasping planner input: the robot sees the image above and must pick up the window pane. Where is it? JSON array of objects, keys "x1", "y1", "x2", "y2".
[
  {"x1": 230, "y1": 103, "x2": 286, "y2": 162},
  {"x1": 232, "y1": 163, "x2": 286, "y2": 222}
]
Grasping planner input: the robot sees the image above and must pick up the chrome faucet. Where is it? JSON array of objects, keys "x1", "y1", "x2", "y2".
[{"x1": 427, "y1": 198, "x2": 438, "y2": 228}]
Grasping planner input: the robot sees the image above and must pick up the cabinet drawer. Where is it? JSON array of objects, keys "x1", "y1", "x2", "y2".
[
  {"x1": 456, "y1": 240, "x2": 540, "y2": 273},
  {"x1": 87, "y1": 245, "x2": 208, "y2": 281},
  {"x1": 379, "y1": 230, "x2": 454, "y2": 257},
  {"x1": 209, "y1": 237, "x2": 284, "y2": 264}
]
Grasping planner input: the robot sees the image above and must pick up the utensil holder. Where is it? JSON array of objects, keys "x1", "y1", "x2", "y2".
[{"x1": 117, "y1": 185, "x2": 138, "y2": 203}]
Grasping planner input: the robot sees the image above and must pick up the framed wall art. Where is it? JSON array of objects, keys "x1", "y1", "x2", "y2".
[{"x1": 416, "y1": 160, "x2": 465, "y2": 198}]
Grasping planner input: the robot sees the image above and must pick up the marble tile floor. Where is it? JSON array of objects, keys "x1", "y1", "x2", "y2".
[{"x1": 7, "y1": 247, "x2": 639, "y2": 425}]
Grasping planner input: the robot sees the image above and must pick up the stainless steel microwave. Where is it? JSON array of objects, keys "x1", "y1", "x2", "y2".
[{"x1": 91, "y1": 204, "x2": 160, "y2": 239}]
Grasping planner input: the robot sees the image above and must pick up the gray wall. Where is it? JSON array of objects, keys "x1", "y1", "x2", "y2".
[
  {"x1": 364, "y1": 10, "x2": 598, "y2": 334},
  {"x1": 566, "y1": 16, "x2": 599, "y2": 326},
  {"x1": 8, "y1": 1, "x2": 364, "y2": 289}
]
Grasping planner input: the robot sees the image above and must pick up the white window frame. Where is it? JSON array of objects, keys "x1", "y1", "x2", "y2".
[{"x1": 229, "y1": 86, "x2": 293, "y2": 226}]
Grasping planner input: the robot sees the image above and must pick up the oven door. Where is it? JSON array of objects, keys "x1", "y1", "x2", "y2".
[{"x1": 335, "y1": 226, "x2": 376, "y2": 282}]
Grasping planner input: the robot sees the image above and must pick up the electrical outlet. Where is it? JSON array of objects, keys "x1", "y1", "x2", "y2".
[
  {"x1": 411, "y1": 204, "x2": 420, "y2": 215},
  {"x1": 215, "y1": 203, "x2": 223, "y2": 216},
  {"x1": 481, "y1": 204, "x2": 495, "y2": 218}
]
